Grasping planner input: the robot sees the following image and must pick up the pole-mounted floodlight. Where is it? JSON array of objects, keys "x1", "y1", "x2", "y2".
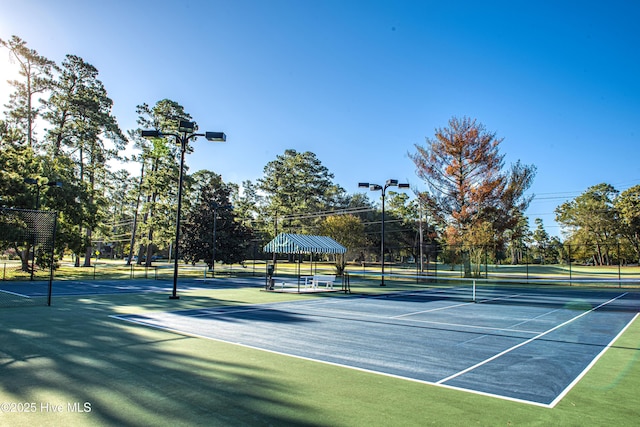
[
  {"x1": 178, "y1": 120, "x2": 195, "y2": 133},
  {"x1": 141, "y1": 130, "x2": 160, "y2": 138},
  {"x1": 205, "y1": 132, "x2": 226, "y2": 142},
  {"x1": 141, "y1": 120, "x2": 226, "y2": 299},
  {"x1": 358, "y1": 178, "x2": 410, "y2": 286}
]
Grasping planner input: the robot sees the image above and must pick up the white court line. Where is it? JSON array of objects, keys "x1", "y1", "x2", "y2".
[
  {"x1": 0, "y1": 289, "x2": 31, "y2": 298},
  {"x1": 397, "y1": 317, "x2": 542, "y2": 335},
  {"x1": 549, "y1": 311, "x2": 640, "y2": 407},
  {"x1": 392, "y1": 300, "x2": 475, "y2": 317},
  {"x1": 392, "y1": 292, "x2": 525, "y2": 319},
  {"x1": 507, "y1": 307, "x2": 564, "y2": 330},
  {"x1": 436, "y1": 292, "x2": 629, "y2": 385}
]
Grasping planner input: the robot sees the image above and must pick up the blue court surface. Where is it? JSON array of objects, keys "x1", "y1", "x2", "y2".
[
  {"x1": 0, "y1": 277, "x2": 264, "y2": 297},
  {"x1": 114, "y1": 286, "x2": 640, "y2": 407}
]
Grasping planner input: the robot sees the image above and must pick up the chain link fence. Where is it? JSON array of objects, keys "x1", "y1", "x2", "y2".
[
  {"x1": 347, "y1": 241, "x2": 640, "y2": 283},
  {"x1": 0, "y1": 208, "x2": 57, "y2": 307}
]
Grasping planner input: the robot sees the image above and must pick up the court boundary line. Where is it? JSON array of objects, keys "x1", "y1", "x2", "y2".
[
  {"x1": 549, "y1": 311, "x2": 640, "y2": 407},
  {"x1": 435, "y1": 293, "x2": 629, "y2": 388}
]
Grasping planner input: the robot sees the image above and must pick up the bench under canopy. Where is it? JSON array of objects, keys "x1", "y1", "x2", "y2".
[{"x1": 263, "y1": 233, "x2": 346, "y2": 292}]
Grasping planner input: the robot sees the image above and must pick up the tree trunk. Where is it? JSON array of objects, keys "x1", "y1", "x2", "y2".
[
  {"x1": 83, "y1": 227, "x2": 92, "y2": 267},
  {"x1": 463, "y1": 251, "x2": 472, "y2": 277},
  {"x1": 19, "y1": 246, "x2": 31, "y2": 272}
]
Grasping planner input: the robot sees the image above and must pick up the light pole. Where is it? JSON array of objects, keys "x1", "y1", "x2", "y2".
[
  {"x1": 24, "y1": 178, "x2": 63, "y2": 280},
  {"x1": 359, "y1": 179, "x2": 410, "y2": 286},
  {"x1": 142, "y1": 120, "x2": 226, "y2": 299}
]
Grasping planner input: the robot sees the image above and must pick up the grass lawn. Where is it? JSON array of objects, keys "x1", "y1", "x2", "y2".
[{"x1": 1, "y1": 284, "x2": 639, "y2": 426}]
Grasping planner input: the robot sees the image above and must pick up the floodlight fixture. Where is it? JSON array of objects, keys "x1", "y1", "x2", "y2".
[
  {"x1": 205, "y1": 131, "x2": 226, "y2": 142},
  {"x1": 178, "y1": 120, "x2": 196, "y2": 133},
  {"x1": 141, "y1": 130, "x2": 161, "y2": 138},
  {"x1": 398, "y1": 183, "x2": 411, "y2": 189},
  {"x1": 386, "y1": 179, "x2": 399, "y2": 187}
]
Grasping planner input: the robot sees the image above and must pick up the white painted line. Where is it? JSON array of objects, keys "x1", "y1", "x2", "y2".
[
  {"x1": 548, "y1": 311, "x2": 640, "y2": 408},
  {"x1": 436, "y1": 292, "x2": 629, "y2": 385},
  {"x1": 0, "y1": 289, "x2": 31, "y2": 298},
  {"x1": 506, "y1": 308, "x2": 564, "y2": 330},
  {"x1": 396, "y1": 317, "x2": 542, "y2": 334},
  {"x1": 392, "y1": 301, "x2": 475, "y2": 317},
  {"x1": 392, "y1": 292, "x2": 526, "y2": 319}
]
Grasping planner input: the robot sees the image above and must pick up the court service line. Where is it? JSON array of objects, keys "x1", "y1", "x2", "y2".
[
  {"x1": 457, "y1": 308, "x2": 564, "y2": 345},
  {"x1": 436, "y1": 292, "x2": 629, "y2": 385},
  {"x1": 391, "y1": 292, "x2": 524, "y2": 319},
  {"x1": 507, "y1": 307, "x2": 563, "y2": 330},
  {"x1": 400, "y1": 317, "x2": 541, "y2": 335}
]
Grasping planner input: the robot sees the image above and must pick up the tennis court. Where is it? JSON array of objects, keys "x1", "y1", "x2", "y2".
[
  {"x1": 114, "y1": 284, "x2": 640, "y2": 407},
  {"x1": 0, "y1": 277, "x2": 264, "y2": 299}
]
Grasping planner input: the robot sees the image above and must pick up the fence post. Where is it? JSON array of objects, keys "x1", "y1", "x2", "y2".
[
  {"x1": 525, "y1": 246, "x2": 529, "y2": 280},
  {"x1": 484, "y1": 245, "x2": 488, "y2": 279},
  {"x1": 568, "y1": 244, "x2": 572, "y2": 285},
  {"x1": 618, "y1": 242, "x2": 621, "y2": 286}
]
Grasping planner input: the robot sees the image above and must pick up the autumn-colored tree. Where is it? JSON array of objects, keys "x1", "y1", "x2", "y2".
[{"x1": 410, "y1": 116, "x2": 535, "y2": 276}]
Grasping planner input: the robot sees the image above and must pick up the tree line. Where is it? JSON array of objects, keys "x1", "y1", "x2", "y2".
[{"x1": 2, "y1": 35, "x2": 638, "y2": 276}]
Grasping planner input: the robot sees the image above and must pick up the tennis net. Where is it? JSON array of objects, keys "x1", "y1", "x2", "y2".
[{"x1": 346, "y1": 272, "x2": 640, "y2": 311}]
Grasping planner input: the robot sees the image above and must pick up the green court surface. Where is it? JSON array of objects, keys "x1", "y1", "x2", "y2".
[{"x1": 1, "y1": 281, "x2": 639, "y2": 426}]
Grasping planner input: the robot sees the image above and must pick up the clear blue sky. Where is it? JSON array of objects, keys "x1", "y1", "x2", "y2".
[{"x1": 1, "y1": 0, "x2": 639, "y2": 237}]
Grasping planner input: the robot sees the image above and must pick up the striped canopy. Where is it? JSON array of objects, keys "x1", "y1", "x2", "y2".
[{"x1": 263, "y1": 233, "x2": 347, "y2": 254}]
